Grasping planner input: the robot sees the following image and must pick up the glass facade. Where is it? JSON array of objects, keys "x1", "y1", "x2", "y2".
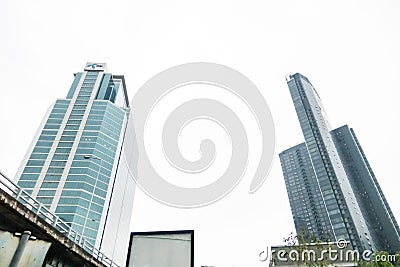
[
  {"x1": 281, "y1": 73, "x2": 375, "y2": 252},
  {"x1": 280, "y1": 143, "x2": 334, "y2": 241},
  {"x1": 15, "y1": 63, "x2": 136, "y2": 265},
  {"x1": 281, "y1": 123, "x2": 400, "y2": 253},
  {"x1": 332, "y1": 125, "x2": 400, "y2": 253}
]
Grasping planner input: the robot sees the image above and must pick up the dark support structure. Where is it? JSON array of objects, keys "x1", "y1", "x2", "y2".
[{"x1": 9, "y1": 231, "x2": 32, "y2": 267}]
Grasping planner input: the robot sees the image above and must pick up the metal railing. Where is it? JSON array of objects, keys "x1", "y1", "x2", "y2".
[{"x1": 0, "y1": 170, "x2": 120, "y2": 267}]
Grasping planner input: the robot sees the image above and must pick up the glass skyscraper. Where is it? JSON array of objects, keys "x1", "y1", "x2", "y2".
[
  {"x1": 14, "y1": 63, "x2": 136, "y2": 265},
  {"x1": 280, "y1": 73, "x2": 400, "y2": 253},
  {"x1": 332, "y1": 125, "x2": 400, "y2": 252}
]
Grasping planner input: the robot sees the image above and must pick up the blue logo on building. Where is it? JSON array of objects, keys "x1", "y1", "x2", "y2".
[{"x1": 87, "y1": 63, "x2": 98, "y2": 69}]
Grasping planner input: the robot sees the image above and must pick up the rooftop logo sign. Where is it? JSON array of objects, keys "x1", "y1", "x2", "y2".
[{"x1": 85, "y1": 63, "x2": 106, "y2": 71}]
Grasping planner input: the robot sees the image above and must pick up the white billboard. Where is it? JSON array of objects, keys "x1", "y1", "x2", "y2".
[{"x1": 126, "y1": 230, "x2": 194, "y2": 267}]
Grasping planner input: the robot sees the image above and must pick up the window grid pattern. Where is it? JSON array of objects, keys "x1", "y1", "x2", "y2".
[
  {"x1": 18, "y1": 100, "x2": 70, "y2": 197},
  {"x1": 56, "y1": 100, "x2": 125, "y2": 243},
  {"x1": 280, "y1": 143, "x2": 334, "y2": 241},
  {"x1": 15, "y1": 65, "x2": 134, "y2": 264},
  {"x1": 39, "y1": 72, "x2": 99, "y2": 206},
  {"x1": 284, "y1": 73, "x2": 374, "y2": 252}
]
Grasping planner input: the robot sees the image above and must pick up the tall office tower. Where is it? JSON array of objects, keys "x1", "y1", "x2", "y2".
[
  {"x1": 280, "y1": 143, "x2": 333, "y2": 242},
  {"x1": 14, "y1": 63, "x2": 137, "y2": 265},
  {"x1": 280, "y1": 73, "x2": 400, "y2": 253},
  {"x1": 332, "y1": 125, "x2": 400, "y2": 253}
]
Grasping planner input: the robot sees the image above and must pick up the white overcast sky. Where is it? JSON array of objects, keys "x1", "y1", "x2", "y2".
[{"x1": 1, "y1": 1, "x2": 400, "y2": 266}]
